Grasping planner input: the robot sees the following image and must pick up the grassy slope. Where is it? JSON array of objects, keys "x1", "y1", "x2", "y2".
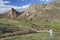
[
  {"x1": 0, "y1": 18, "x2": 60, "y2": 40},
  {"x1": 32, "y1": 20, "x2": 60, "y2": 30},
  {"x1": 0, "y1": 18, "x2": 32, "y2": 29},
  {"x1": 1, "y1": 32, "x2": 60, "y2": 40},
  {"x1": 0, "y1": 18, "x2": 60, "y2": 30},
  {"x1": 1, "y1": 2, "x2": 60, "y2": 40}
]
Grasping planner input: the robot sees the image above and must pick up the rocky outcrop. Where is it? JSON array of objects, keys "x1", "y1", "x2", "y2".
[
  {"x1": 0, "y1": 2, "x2": 60, "y2": 22},
  {"x1": 19, "y1": 3, "x2": 60, "y2": 22},
  {"x1": 4, "y1": 8, "x2": 20, "y2": 19},
  {"x1": 0, "y1": 8, "x2": 24, "y2": 19}
]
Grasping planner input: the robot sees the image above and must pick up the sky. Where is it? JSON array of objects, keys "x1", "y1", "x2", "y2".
[{"x1": 0, "y1": 0, "x2": 55, "y2": 13}]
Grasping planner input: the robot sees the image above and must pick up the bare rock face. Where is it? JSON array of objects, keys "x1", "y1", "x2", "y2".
[
  {"x1": 19, "y1": 3, "x2": 60, "y2": 22},
  {"x1": 0, "y1": 2, "x2": 60, "y2": 22},
  {"x1": 0, "y1": 8, "x2": 24, "y2": 19},
  {"x1": 4, "y1": 8, "x2": 20, "y2": 19}
]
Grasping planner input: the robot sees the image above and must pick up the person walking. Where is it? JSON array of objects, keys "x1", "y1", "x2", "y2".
[{"x1": 49, "y1": 28, "x2": 53, "y2": 37}]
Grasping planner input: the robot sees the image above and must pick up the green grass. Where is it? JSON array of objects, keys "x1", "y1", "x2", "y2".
[
  {"x1": 32, "y1": 20, "x2": 60, "y2": 30},
  {"x1": 0, "y1": 18, "x2": 60, "y2": 40},
  {"x1": 0, "y1": 18, "x2": 32, "y2": 29},
  {"x1": 0, "y1": 18, "x2": 60, "y2": 30},
  {"x1": 0, "y1": 18, "x2": 33, "y2": 34},
  {"x1": 0, "y1": 32, "x2": 60, "y2": 40}
]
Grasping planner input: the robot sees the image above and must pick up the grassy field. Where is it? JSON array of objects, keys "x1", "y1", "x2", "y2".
[
  {"x1": 0, "y1": 18, "x2": 32, "y2": 34},
  {"x1": 0, "y1": 18, "x2": 60, "y2": 30},
  {"x1": 0, "y1": 2, "x2": 60, "y2": 40},
  {"x1": 0, "y1": 32, "x2": 60, "y2": 40},
  {"x1": 0, "y1": 18, "x2": 60, "y2": 40},
  {"x1": 0, "y1": 18, "x2": 32, "y2": 29},
  {"x1": 32, "y1": 20, "x2": 60, "y2": 30}
]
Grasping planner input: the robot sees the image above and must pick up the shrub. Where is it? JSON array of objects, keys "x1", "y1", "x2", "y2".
[{"x1": 0, "y1": 25, "x2": 22, "y2": 34}]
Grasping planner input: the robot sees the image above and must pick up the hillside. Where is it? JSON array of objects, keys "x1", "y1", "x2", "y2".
[
  {"x1": 0, "y1": 1, "x2": 60, "y2": 40},
  {"x1": 0, "y1": 8, "x2": 24, "y2": 19},
  {"x1": 19, "y1": 2, "x2": 60, "y2": 23},
  {"x1": 0, "y1": 2, "x2": 60, "y2": 30},
  {"x1": 0, "y1": 2, "x2": 60, "y2": 22}
]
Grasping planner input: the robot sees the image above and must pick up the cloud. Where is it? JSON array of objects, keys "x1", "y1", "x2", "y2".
[
  {"x1": 0, "y1": 0, "x2": 10, "y2": 6},
  {"x1": 0, "y1": 0, "x2": 30, "y2": 9},
  {"x1": 0, "y1": 5, "x2": 30, "y2": 13},
  {"x1": 0, "y1": 0, "x2": 30, "y2": 13},
  {"x1": 3, "y1": 1, "x2": 10, "y2": 3},
  {"x1": 22, "y1": 5, "x2": 30, "y2": 8},
  {"x1": 2, "y1": 4, "x2": 30, "y2": 9},
  {"x1": 0, "y1": 0, "x2": 4, "y2": 5},
  {"x1": 0, "y1": 6, "x2": 10, "y2": 13}
]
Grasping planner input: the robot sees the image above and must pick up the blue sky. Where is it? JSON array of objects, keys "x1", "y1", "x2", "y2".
[
  {"x1": 3, "y1": 0, "x2": 54, "y2": 6},
  {"x1": 0, "y1": 0, "x2": 54, "y2": 13}
]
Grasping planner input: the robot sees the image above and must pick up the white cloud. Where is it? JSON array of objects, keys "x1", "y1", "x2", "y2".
[
  {"x1": 22, "y1": 5, "x2": 30, "y2": 8},
  {"x1": 46, "y1": 0, "x2": 49, "y2": 2},
  {"x1": 3, "y1": 1, "x2": 10, "y2": 3},
  {"x1": 0, "y1": 0, "x2": 30, "y2": 9},
  {"x1": 0, "y1": 0, "x2": 4, "y2": 5},
  {"x1": 0, "y1": 6, "x2": 10, "y2": 13},
  {"x1": 0, "y1": 0, "x2": 31, "y2": 13},
  {"x1": 0, "y1": 5, "x2": 30, "y2": 13},
  {"x1": 2, "y1": 4, "x2": 30, "y2": 9},
  {"x1": 0, "y1": 0, "x2": 10, "y2": 6}
]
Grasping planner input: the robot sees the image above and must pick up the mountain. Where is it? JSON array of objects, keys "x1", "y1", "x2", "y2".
[
  {"x1": 19, "y1": 2, "x2": 60, "y2": 22},
  {"x1": 0, "y1": 2, "x2": 60, "y2": 23},
  {"x1": 5, "y1": 8, "x2": 20, "y2": 19},
  {"x1": 0, "y1": 8, "x2": 24, "y2": 19}
]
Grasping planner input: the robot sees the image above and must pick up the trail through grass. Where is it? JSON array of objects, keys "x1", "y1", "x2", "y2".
[{"x1": 0, "y1": 32, "x2": 60, "y2": 40}]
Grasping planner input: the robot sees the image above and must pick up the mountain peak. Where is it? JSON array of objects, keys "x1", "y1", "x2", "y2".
[
  {"x1": 19, "y1": 3, "x2": 60, "y2": 22},
  {"x1": 3, "y1": 8, "x2": 20, "y2": 19},
  {"x1": 10, "y1": 8, "x2": 17, "y2": 12},
  {"x1": 11, "y1": 8, "x2": 15, "y2": 10}
]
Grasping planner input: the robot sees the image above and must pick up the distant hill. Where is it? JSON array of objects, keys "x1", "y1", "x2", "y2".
[
  {"x1": 5, "y1": 8, "x2": 20, "y2": 19},
  {"x1": 0, "y1": 2, "x2": 60, "y2": 22},
  {"x1": 0, "y1": 8, "x2": 24, "y2": 19},
  {"x1": 19, "y1": 2, "x2": 60, "y2": 22}
]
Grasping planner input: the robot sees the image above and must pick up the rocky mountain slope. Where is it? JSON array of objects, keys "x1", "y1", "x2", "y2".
[
  {"x1": 5, "y1": 8, "x2": 21, "y2": 19},
  {"x1": 19, "y1": 2, "x2": 60, "y2": 22},
  {"x1": 0, "y1": 2, "x2": 60, "y2": 22},
  {"x1": 0, "y1": 8, "x2": 23, "y2": 19}
]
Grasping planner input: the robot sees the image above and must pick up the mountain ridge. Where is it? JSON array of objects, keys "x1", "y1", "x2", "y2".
[
  {"x1": 19, "y1": 3, "x2": 60, "y2": 22},
  {"x1": 0, "y1": 2, "x2": 60, "y2": 22},
  {"x1": 0, "y1": 8, "x2": 22, "y2": 19}
]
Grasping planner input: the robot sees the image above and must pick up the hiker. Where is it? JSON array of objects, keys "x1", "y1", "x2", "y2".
[{"x1": 49, "y1": 28, "x2": 53, "y2": 37}]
